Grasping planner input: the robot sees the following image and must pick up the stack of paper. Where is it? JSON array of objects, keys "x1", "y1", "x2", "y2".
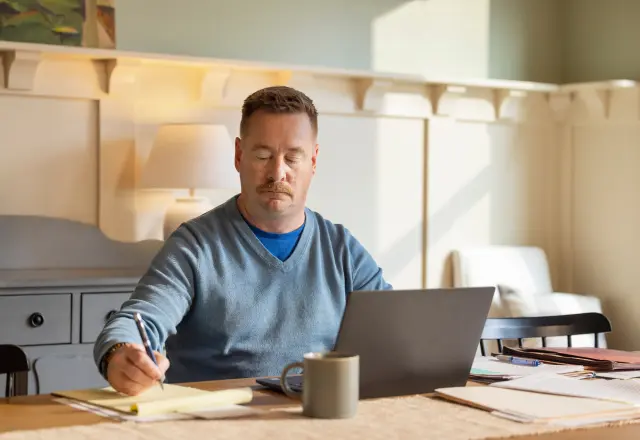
[
  {"x1": 500, "y1": 347, "x2": 640, "y2": 371},
  {"x1": 596, "y1": 370, "x2": 640, "y2": 380},
  {"x1": 470, "y1": 357, "x2": 585, "y2": 383},
  {"x1": 438, "y1": 367, "x2": 640, "y2": 427},
  {"x1": 52, "y1": 384, "x2": 254, "y2": 417},
  {"x1": 435, "y1": 386, "x2": 640, "y2": 427},
  {"x1": 53, "y1": 396, "x2": 260, "y2": 423},
  {"x1": 491, "y1": 373, "x2": 640, "y2": 405}
]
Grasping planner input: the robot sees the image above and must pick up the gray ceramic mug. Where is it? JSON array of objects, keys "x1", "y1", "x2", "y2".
[{"x1": 280, "y1": 351, "x2": 359, "y2": 419}]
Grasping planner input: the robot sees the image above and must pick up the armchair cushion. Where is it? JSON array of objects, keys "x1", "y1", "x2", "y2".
[
  {"x1": 452, "y1": 246, "x2": 554, "y2": 318},
  {"x1": 453, "y1": 245, "x2": 608, "y2": 350},
  {"x1": 498, "y1": 288, "x2": 607, "y2": 348}
]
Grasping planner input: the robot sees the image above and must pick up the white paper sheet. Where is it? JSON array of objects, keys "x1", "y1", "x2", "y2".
[
  {"x1": 53, "y1": 397, "x2": 262, "y2": 422},
  {"x1": 471, "y1": 356, "x2": 584, "y2": 377},
  {"x1": 596, "y1": 370, "x2": 640, "y2": 380},
  {"x1": 492, "y1": 374, "x2": 640, "y2": 406},
  {"x1": 549, "y1": 410, "x2": 640, "y2": 427},
  {"x1": 436, "y1": 386, "x2": 637, "y2": 423}
]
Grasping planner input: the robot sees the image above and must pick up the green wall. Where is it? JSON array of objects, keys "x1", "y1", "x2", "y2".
[
  {"x1": 562, "y1": 0, "x2": 640, "y2": 83},
  {"x1": 115, "y1": 0, "x2": 638, "y2": 84},
  {"x1": 116, "y1": 0, "x2": 562, "y2": 83},
  {"x1": 116, "y1": 0, "x2": 406, "y2": 72},
  {"x1": 488, "y1": 0, "x2": 561, "y2": 84}
]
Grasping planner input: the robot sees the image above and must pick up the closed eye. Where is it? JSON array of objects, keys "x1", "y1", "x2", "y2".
[{"x1": 286, "y1": 152, "x2": 304, "y2": 162}]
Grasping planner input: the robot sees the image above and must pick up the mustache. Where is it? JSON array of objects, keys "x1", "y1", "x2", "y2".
[{"x1": 257, "y1": 181, "x2": 293, "y2": 195}]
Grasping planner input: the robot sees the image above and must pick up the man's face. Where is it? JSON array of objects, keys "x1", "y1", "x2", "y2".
[{"x1": 235, "y1": 111, "x2": 318, "y2": 218}]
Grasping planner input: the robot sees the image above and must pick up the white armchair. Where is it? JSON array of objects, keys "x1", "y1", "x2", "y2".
[{"x1": 451, "y1": 245, "x2": 607, "y2": 348}]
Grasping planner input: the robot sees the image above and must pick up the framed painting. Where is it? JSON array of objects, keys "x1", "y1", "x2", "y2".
[
  {"x1": 95, "y1": 0, "x2": 114, "y2": 48},
  {"x1": 0, "y1": 0, "x2": 115, "y2": 48}
]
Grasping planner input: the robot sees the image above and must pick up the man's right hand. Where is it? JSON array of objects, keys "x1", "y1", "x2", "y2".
[{"x1": 105, "y1": 343, "x2": 170, "y2": 396}]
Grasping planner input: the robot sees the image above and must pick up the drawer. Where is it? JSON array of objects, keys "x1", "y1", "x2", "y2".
[
  {"x1": 81, "y1": 292, "x2": 132, "y2": 343},
  {"x1": 0, "y1": 294, "x2": 72, "y2": 346}
]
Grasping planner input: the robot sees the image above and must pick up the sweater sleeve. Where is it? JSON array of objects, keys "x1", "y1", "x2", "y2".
[
  {"x1": 345, "y1": 229, "x2": 393, "y2": 291},
  {"x1": 93, "y1": 225, "x2": 200, "y2": 376}
]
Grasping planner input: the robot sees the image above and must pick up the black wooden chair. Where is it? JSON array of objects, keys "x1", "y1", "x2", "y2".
[
  {"x1": 0, "y1": 344, "x2": 30, "y2": 397},
  {"x1": 479, "y1": 312, "x2": 612, "y2": 356}
]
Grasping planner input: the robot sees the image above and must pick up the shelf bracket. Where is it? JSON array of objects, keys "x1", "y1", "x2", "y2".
[
  {"x1": 2, "y1": 50, "x2": 42, "y2": 91},
  {"x1": 104, "y1": 58, "x2": 140, "y2": 95},
  {"x1": 200, "y1": 68, "x2": 232, "y2": 105},
  {"x1": 353, "y1": 78, "x2": 394, "y2": 112}
]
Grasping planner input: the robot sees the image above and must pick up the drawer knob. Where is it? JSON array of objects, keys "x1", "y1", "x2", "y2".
[
  {"x1": 28, "y1": 312, "x2": 44, "y2": 328},
  {"x1": 106, "y1": 310, "x2": 117, "y2": 321}
]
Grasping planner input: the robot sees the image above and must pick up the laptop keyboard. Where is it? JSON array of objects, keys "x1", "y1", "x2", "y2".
[{"x1": 285, "y1": 375, "x2": 303, "y2": 392}]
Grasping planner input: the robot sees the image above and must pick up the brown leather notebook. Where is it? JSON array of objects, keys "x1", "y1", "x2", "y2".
[{"x1": 501, "y1": 346, "x2": 640, "y2": 371}]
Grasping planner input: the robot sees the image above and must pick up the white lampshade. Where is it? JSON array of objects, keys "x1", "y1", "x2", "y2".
[
  {"x1": 140, "y1": 123, "x2": 238, "y2": 239},
  {"x1": 140, "y1": 124, "x2": 237, "y2": 190}
]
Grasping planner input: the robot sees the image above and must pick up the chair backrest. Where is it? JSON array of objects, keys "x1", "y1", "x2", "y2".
[
  {"x1": 452, "y1": 246, "x2": 553, "y2": 291},
  {"x1": 0, "y1": 345, "x2": 30, "y2": 397},
  {"x1": 452, "y1": 246, "x2": 554, "y2": 318},
  {"x1": 479, "y1": 312, "x2": 612, "y2": 356}
]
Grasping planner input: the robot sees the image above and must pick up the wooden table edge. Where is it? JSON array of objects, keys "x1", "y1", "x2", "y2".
[{"x1": 1, "y1": 378, "x2": 640, "y2": 439}]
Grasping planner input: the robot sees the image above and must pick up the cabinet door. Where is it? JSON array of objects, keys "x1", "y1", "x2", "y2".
[
  {"x1": 81, "y1": 292, "x2": 132, "y2": 343},
  {"x1": 33, "y1": 352, "x2": 108, "y2": 394},
  {"x1": 0, "y1": 345, "x2": 108, "y2": 397}
]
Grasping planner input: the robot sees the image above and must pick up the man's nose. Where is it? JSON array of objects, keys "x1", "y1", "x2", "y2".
[{"x1": 268, "y1": 156, "x2": 287, "y2": 181}]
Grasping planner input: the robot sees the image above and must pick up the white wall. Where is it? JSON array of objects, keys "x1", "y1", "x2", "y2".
[
  {"x1": 566, "y1": 86, "x2": 640, "y2": 350},
  {"x1": 0, "y1": 41, "x2": 562, "y2": 294},
  {"x1": 3, "y1": 42, "x2": 639, "y2": 349},
  {"x1": 0, "y1": 95, "x2": 98, "y2": 224},
  {"x1": 426, "y1": 117, "x2": 559, "y2": 289}
]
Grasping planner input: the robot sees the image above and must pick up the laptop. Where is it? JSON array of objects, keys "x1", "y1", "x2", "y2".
[{"x1": 256, "y1": 287, "x2": 495, "y2": 399}]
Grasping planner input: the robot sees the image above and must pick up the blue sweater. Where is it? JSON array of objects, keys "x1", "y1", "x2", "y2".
[{"x1": 94, "y1": 196, "x2": 392, "y2": 383}]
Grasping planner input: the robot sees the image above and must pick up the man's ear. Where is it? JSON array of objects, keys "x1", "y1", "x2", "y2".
[
  {"x1": 234, "y1": 137, "x2": 242, "y2": 172},
  {"x1": 311, "y1": 143, "x2": 319, "y2": 174}
]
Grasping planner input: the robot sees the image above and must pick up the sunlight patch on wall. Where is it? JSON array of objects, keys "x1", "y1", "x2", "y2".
[
  {"x1": 374, "y1": 117, "x2": 424, "y2": 288},
  {"x1": 371, "y1": 0, "x2": 491, "y2": 78}
]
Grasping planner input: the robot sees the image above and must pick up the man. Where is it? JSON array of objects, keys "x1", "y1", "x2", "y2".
[{"x1": 94, "y1": 85, "x2": 392, "y2": 396}]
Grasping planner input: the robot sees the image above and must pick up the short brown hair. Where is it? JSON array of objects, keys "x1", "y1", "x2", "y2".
[{"x1": 240, "y1": 86, "x2": 318, "y2": 137}]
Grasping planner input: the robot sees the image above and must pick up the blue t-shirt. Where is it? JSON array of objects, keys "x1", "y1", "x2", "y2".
[{"x1": 246, "y1": 221, "x2": 304, "y2": 261}]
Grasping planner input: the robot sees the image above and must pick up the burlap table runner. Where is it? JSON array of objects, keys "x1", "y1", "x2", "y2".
[{"x1": 1, "y1": 395, "x2": 637, "y2": 440}]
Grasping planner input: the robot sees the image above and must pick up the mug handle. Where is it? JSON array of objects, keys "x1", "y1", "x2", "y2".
[{"x1": 280, "y1": 361, "x2": 304, "y2": 400}]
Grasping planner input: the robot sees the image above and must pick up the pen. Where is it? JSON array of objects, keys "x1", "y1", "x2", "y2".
[
  {"x1": 133, "y1": 312, "x2": 165, "y2": 390},
  {"x1": 495, "y1": 354, "x2": 541, "y2": 367}
]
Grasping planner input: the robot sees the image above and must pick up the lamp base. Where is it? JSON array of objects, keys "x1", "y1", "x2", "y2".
[{"x1": 163, "y1": 196, "x2": 212, "y2": 239}]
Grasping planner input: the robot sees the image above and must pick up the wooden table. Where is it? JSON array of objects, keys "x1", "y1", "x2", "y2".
[{"x1": 1, "y1": 378, "x2": 639, "y2": 439}]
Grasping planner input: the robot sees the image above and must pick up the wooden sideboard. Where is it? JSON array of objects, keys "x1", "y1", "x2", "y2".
[{"x1": 0, "y1": 215, "x2": 162, "y2": 397}]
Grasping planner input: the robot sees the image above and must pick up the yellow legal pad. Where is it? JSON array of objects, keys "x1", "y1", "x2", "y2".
[{"x1": 52, "y1": 384, "x2": 253, "y2": 416}]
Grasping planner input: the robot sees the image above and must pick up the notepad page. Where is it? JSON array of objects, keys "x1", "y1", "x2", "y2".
[
  {"x1": 471, "y1": 357, "x2": 584, "y2": 377},
  {"x1": 492, "y1": 374, "x2": 640, "y2": 405},
  {"x1": 52, "y1": 384, "x2": 253, "y2": 416},
  {"x1": 435, "y1": 386, "x2": 634, "y2": 422}
]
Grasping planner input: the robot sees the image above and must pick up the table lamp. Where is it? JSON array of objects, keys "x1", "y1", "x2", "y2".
[{"x1": 140, "y1": 123, "x2": 237, "y2": 239}]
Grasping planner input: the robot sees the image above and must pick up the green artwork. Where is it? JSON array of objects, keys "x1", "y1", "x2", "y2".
[{"x1": 0, "y1": 0, "x2": 86, "y2": 46}]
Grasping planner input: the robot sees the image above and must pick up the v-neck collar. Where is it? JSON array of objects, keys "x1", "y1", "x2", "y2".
[{"x1": 224, "y1": 195, "x2": 315, "y2": 272}]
